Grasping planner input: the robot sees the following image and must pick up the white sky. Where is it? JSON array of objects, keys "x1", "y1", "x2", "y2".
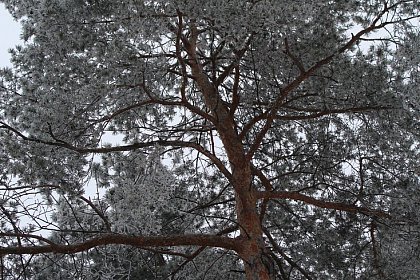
[{"x1": 0, "y1": 4, "x2": 22, "y2": 67}]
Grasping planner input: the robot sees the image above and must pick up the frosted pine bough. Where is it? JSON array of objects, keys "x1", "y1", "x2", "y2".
[{"x1": 0, "y1": 0, "x2": 419, "y2": 279}]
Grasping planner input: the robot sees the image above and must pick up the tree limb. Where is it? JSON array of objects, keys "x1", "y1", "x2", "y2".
[
  {"x1": 256, "y1": 191, "x2": 390, "y2": 218},
  {"x1": 0, "y1": 233, "x2": 238, "y2": 255},
  {"x1": 0, "y1": 122, "x2": 232, "y2": 180}
]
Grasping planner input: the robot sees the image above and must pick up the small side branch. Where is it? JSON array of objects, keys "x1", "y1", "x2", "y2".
[
  {"x1": 283, "y1": 38, "x2": 306, "y2": 74},
  {"x1": 263, "y1": 228, "x2": 314, "y2": 280},
  {"x1": 0, "y1": 123, "x2": 232, "y2": 180},
  {"x1": 78, "y1": 196, "x2": 112, "y2": 232}
]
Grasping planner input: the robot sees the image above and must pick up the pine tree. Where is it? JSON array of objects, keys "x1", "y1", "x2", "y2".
[{"x1": 0, "y1": 1, "x2": 419, "y2": 279}]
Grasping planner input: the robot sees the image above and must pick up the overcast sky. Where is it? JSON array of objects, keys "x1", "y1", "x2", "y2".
[{"x1": 0, "y1": 4, "x2": 22, "y2": 67}]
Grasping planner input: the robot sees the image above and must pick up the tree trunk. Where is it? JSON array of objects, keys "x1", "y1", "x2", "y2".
[
  {"x1": 231, "y1": 160, "x2": 272, "y2": 280},
  {"x1": 185, "y1": 26, "x2": 272, "y2": 278}
]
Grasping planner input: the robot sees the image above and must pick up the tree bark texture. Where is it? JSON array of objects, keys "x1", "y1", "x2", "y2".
[{"x1": 184, "y1": 24, "x2": 272, "y2": 279}]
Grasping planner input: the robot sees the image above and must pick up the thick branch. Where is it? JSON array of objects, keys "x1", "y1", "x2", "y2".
[
  {"x1": 256, "y1": 191, "x2": 390, "y2": 218},
  {"x1": 169, "y1": 225, "x2": 239, "y2": 277},
  {"x1": 253, "y1": 168, "x2": 390, "y2": 218},
  {"x1": 0, "y1": 233, "x2": 238, "y2": 255}
]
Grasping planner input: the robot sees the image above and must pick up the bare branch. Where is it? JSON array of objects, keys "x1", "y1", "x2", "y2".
[
  {"x1": 256, "y1": 191, "x2": 390, "y2": 218},
  {"x1": 253, "y1": 167, "x2": 390, "y2": 218},
  {"x1": 263, "y1": 228, "x2": 314, "y2": 280},
  {"x1": 0, "y1": 234, "x2": 238, "y2": 255},
  {"x1": 283, "y1": 37, "x2": 306, "y2": 74},
  {"x1": 78, "y1": 196, "x2": 112, "y2": 232},
  {"x1": 275, "y1": 105, "x2": 394, "y2": 121},
  {"x1": 0, "y1": 123, "x2": 232, "y2": 180}
]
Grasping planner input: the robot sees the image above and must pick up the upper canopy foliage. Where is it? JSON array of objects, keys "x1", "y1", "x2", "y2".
[{"x1": 0, "y1": 0, "x2": 419, "y2": 279}]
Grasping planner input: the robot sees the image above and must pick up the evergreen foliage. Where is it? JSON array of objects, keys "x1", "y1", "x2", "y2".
[{"x1": 0, "y1": 1, "x2": 419, "y2": 279}]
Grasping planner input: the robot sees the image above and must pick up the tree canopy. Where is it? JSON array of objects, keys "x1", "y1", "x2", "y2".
[{"x1": 0, "y1": 0, "x2": 419, "y2": 279}]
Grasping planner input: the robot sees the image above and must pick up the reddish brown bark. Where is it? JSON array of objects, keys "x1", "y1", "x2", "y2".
[
  {"x1": 0, "y1": 233, "x2": 238, "y2": 255},
  {"x1": 183, "y1": 21, "x2": 272, "y2": 280},
  {"x1": 1, "y1": 7, "x2": 406, "y2": 279},
  {"x1": 256, "y1": 191, "x2": 390, "y2": 218},
  {"x1": 231, "y1": 162, "x2": 271, "y2": 280}
]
